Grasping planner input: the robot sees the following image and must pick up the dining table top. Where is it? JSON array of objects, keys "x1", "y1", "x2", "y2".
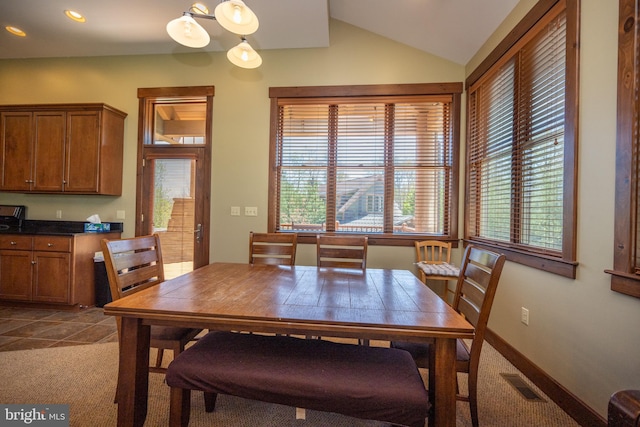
[
  {"x1": 104, "y1": 262, "x2": 474, "y2": 427},
  {"x1": 104, "y1": 262, "x2": 474, "y2": 342}
]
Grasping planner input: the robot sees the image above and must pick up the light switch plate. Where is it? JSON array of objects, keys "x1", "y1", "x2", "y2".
[
  {"x1": 521, "y1": 307, "x2": 529, "y2": 325},
  {"x1": 231, "y1": 206, "x2": 241, "y2": 216},
  {"x1": 245, "y1": 207, "x2": 258, "y2": 216}
]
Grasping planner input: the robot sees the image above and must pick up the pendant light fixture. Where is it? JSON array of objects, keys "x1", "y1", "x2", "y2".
[
  {"x1": 227, "y1": 37, "x2": 262, "y2": 69},
  {"x1": 166, "y1": 14, "x2": 211, "y2": 48},
  {"x1": 214, "y1": 0, "x2": 259, "y2": 35},
  {"x1": 166, "y1": 0, "x2": 262, "y2": 69}
]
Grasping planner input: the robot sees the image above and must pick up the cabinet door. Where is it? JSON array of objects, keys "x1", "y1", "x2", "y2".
[
  {"x1": 0, "y1": 249, "x2": 33, "y2": 301},
  {"x1": 65, "y1": 111, "x2": 101, "y2": 193},
  {"x1": 32, "y1": 112, "x2": 66, "y2": 192},
  {"x1": 0, "y1": 112, "x2": 33, "y2": 191},
  {"x1": 32, "y1": 251, "x2": 70, "y2": 303}
]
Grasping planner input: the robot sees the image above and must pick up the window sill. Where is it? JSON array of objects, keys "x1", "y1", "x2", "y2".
[
  {"x1": 464, "y1": 240, "x2": 577, "y2": 279},
  {"x1": 605, "y1": 270, "x2": 640, "y2": 299},
  {"x1": 289, "y1": 232, "x2": 458, "y2": 248}
]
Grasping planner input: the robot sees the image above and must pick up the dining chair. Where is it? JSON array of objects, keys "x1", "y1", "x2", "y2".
[
  {"x1": 101, "y1": 234, "x2": 202, "y2": 400},
  {"x1": 316, "y1": 234, "x2": 368, "y2": 270},
  {"x1": 392, "y1": 244, "x2": 506, "y2": 427},
  {"x1": 414, "y1": 240, "x2": 460, "y2": 302},
  {"x1": 315, "y1": 234, "x2": 369, "y2": 344},
  {"x1": 249, "y1": 232, "x2": 297, "y2": 265}
]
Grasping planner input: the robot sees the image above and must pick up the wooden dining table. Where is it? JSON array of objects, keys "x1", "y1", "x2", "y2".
[{"x1": 103, "y1": 262, "x2": 474, "y2": 427}]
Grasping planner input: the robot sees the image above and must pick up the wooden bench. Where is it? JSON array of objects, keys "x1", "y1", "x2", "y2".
[{"x1": 166, "y1": 331, "x2": 430, "y2": 427}]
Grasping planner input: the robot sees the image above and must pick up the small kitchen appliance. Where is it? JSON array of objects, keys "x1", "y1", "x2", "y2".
[{"x1": 0, "y1": 205, "x2": 26, "y2": 231}]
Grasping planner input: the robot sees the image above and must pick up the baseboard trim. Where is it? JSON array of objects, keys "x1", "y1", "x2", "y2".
[{"x1": 485, "y1": 329, "x2": 606, "y2": 427}]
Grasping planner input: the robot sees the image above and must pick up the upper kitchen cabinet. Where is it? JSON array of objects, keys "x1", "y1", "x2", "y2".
[{"x1": 0, "y1": 104, "x2": 127, "y2": 195}]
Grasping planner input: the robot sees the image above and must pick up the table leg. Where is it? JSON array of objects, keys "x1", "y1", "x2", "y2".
[
  {"x1": 117, "y1": 317, "x2": 150, "y2": 427},
  {"x1": 428, "y1": 337, "x2": 457, "y2": 427}
]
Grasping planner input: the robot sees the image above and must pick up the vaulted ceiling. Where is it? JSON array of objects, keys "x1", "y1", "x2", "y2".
[{"x1": 0, "y1": 0, "x2": 519, "y2": 65}]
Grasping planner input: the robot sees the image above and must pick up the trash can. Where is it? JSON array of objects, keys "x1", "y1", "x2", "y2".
[{"x1": 94, "y1": 254, "x2": 112, "y2": 307}]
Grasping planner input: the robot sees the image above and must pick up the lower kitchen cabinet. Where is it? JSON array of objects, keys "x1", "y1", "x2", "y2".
[
  {"x1": 0, "y1": 237, "x2": 32, "y2": 301},
  {"x1": 33, "y1": 240, "x2": 71, "y2": 304},
  {"x1": 0, "y1": 232, "x2": 120, "y2": 309}
]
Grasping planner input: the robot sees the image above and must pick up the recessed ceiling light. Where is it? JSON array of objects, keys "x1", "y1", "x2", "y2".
[
  {"x1": 64, "y1": 10, "x2": 86, "y2": 23},
  {"x1": 5, "y1": 26, "x2": 26, "y2": 37}
]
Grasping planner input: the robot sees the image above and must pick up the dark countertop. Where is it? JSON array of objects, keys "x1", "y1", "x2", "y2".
[{"x1": 0, "y1": 220, "x2": 123, "y2": 236}]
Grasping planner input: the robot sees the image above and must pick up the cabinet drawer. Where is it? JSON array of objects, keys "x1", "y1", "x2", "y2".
[
  {"x1": 34, "y1": 236, "x2": 72, "y2": 252},
  {"x1": 0, "y1": 235, "x2": 33, "y2": 250}
]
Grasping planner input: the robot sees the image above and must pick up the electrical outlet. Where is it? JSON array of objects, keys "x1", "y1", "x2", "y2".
[
  {"x1": 521, "y1": 307, "x2": 529, "y2": 326},
  {"x1": 56, "y1": 210, "x2": 62, "y2": 219},
  {"x1": 116, "y1": 210, "x2": 126, "y2": 220},
  {"x1": 230, "y1": 206, "x2": 241, "y2": 216},
  {"x1": 245, "y1": 206, "x2": 258, "y2": 216}
]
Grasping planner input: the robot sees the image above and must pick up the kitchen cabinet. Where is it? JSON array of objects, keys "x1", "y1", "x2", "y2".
[
  {"x1": 32, "y1": 236, "x2": 72, "y2": 304},
  {"x1": 0, "y1": 104, "x2": 127, "y2": 195},
  {"x1": 0, "y1": 232, "x2": 120, "y2": 308},
  {"x1": 0, "y1": 235, "x2": 32, "y2": 301}
]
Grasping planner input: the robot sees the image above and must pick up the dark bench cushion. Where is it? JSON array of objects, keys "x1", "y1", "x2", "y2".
[{"x1": 166, "y1": 331, "x2": 430, "y2": 427}]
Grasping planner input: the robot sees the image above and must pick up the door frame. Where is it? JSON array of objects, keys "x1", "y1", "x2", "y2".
[{"x1": 136, "y1": 86, "x2": 213, "y2": 269}]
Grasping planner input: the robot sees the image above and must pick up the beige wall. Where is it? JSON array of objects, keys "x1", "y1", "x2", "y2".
[
  {"x1": 0, "y1": 20, "x2": 463, "y2": 270},
  {"x1": 467, "y1": 0, "x2": 640, "y2": 418},
  {"x1": 0, "y1": 2, "x2": 638, "y2": 418}
]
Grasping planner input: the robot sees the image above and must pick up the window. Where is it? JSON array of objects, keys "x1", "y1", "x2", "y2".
[
  {"x1": 367, "y1": 195, "x2": 383, "y2": 213},
  {"x1": 606, "y1": 0, "x2": 640, "y2": 298},
  {"x1": 465, "y1": 0, "x2": 579, "y2": 278},
  {"x1": 268, "y1": 83, "x2": 462, "y2": 245}
]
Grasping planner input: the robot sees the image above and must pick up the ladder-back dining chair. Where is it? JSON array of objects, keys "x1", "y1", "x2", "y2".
[
  {"x1": 249, "y1": 232, "x2": 297, "y2": 265},
  {"x1": 392, "y1": 244, "x2": 505, "y2": 427},
  {"x1": 101, "y1": 234, "x2": 202, "y2": 400},
  {"x1": 316, "y1": 234, "x2": 368, "y2": 270},
  {"x1": 315, "y1": 234, "x2": 369, "y2": 344},
  {"x1": 414, "y1": 240, "x2": 460, "y2": 302}
]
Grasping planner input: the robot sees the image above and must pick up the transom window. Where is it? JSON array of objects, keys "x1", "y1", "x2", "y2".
[{"x1": 268, "y1": 83, "x2": 462, "y2": 245}]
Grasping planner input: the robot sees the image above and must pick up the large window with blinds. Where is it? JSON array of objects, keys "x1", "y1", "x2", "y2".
[
  {"x1": 465, "y1": 0, "x2": 579, "y2": 278},
  {"x1": 268, "y1": 83, "x2": 462, "y2": 245}
]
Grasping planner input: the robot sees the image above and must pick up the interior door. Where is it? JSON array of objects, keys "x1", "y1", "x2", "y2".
[{"x1": 136, "y1": 87, "x2": 213, "y2": 279}]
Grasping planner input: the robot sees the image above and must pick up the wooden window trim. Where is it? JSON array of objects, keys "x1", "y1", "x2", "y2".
[
  {"x1": 606, "y1": 0, "x2": 640, "y2": 298},
  {"x1": 135, "y1": 87, "x2": 213, "y2": 267},
  {"x1": 268, "y1": 83, "x2": 462, "y2": 246},
  {"x1": 464, "y1": 0, "x2": 580, "y2": 278}
]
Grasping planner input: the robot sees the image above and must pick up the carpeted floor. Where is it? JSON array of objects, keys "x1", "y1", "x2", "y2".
[{"x1": 0, "y1": 339, "x2": 579, "y2": 426}]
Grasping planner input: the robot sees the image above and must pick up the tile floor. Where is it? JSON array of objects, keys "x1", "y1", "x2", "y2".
[{"x1": 0, "y1": 306, "x2": 117, "y2": 352}]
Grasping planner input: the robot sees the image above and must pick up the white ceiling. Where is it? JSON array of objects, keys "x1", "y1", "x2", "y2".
[{"x1": 0, "y1": 0, "x2": 519, "y2": 65}]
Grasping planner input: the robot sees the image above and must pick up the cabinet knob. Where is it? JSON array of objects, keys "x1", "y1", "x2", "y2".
[
  {"x1": 47, "y1": 243, "x2": 54, "y2": 247},
  {"x1": 31, "y1": 261, "x2": 36, "y2": 265},
  {"x1": 10, "y1": 241, "x2": 17, "y2": 245}
]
